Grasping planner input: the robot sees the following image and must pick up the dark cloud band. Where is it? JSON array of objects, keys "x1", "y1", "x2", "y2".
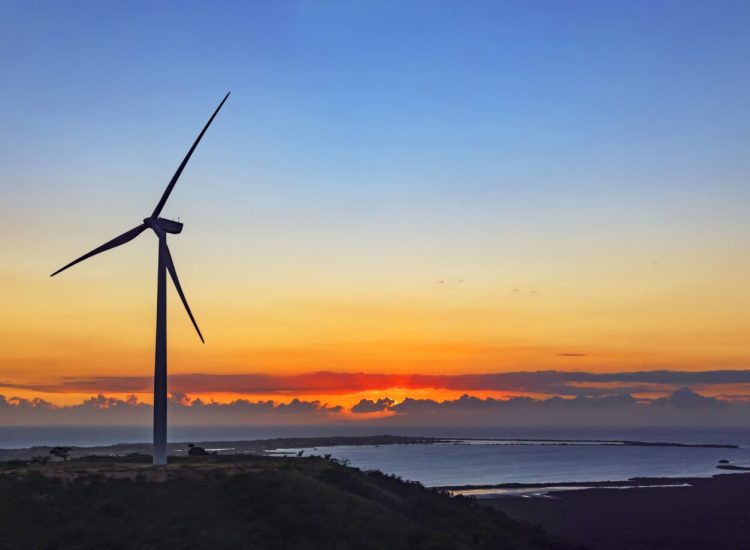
[{"x1": 4, "y1": 369, "x2": 750, "y2": 397}]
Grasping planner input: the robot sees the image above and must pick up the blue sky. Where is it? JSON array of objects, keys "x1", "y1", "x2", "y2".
[
  {"x1": 4, "y1": 1, "x2": 746, "y2": 275},
  {"x1": 4, "y1": 1, "x2": 749, "y2": 206}
]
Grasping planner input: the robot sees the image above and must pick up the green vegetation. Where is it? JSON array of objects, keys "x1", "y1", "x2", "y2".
[{"x1": 0, "y1": 454, "x2": 568, "y2": 549}]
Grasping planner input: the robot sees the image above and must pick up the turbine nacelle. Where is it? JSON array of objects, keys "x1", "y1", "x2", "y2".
[{"x1": 146, "y1": 217, "x2": 183, "y2": 235}]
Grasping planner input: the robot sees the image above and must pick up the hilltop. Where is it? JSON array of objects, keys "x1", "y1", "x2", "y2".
[{"x1": 0, "y1": 454, "x2": 570, "y2": 550}]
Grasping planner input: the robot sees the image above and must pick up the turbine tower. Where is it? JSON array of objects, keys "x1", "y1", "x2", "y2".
[{"x1": 51, "y1": 93, "x2": 230, "y2": 465}]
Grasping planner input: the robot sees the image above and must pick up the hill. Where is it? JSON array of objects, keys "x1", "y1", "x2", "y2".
[{"x1": 0, "y1": 454, "x2": 570, "y2": 549}]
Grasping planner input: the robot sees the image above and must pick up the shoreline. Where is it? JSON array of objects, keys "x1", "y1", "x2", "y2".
[
  {"x1": 440, "y1": 437, "x2": 738, "y2": 448},
  {"x1": 443, "y1": 476, "x2": 706, "y2": 499},
  {"x1": 436, "y1": 474, "x2": 726, "y2": 492}
]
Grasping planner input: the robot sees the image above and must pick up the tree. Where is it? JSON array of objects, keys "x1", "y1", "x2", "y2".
[{"x1": 49, "y1": 447, "x2": 73, "y2": 461}]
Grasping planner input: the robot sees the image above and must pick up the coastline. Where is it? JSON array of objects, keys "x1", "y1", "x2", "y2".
[{"x1": 440, "y1": 477, "x2": 701, "y2": 498}]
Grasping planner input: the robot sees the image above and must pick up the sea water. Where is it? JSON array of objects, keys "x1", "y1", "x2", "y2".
[
  {"x1": 274, "y1": 440, "x2": 750, "y2": 486},
  {"x1": 270, "y1": 426, "x2": 750, "y2": 487}
]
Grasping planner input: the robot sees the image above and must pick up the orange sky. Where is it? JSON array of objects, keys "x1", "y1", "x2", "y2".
[{"x1": 2, "y1": 243, "x2": 750, "y2": 408}]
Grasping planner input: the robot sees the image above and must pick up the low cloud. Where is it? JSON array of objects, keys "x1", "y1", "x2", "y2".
[
  {"x1": 383, "y1": 388, "x2": 745, "y2": 427},
  {"x1": 652, "y1": 387, "x2": 728, "y2": 409},
  {"x1": 2, "y1": 387, "x2": 750, "y2": 427},
  {"x1": 0, "y1": 394, "x2": 342, "y2": 426},
  {"x1": 351, "y1": 398, "x2": 395, "y2": 414}
]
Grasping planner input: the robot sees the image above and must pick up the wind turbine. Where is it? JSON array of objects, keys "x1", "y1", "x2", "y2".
[{"x1": 51, "y1": 93, "x2": 230, "y2": 465}]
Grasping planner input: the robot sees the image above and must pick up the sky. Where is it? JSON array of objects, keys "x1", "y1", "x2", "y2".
[{"x1": 1, "y1": 1, "x2": 749, "y2": 424}]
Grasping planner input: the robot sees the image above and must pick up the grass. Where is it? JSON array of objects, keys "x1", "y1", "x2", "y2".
[{"x1": 0, "y1": 454, "x2": 571, "y2": 549}]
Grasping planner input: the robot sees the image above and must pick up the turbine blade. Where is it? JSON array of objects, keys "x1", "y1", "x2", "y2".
[
  {"x1": 163, "y1": 243, "x2": 205, "y2": 343},
  {"x1": 151, "y1": 92, "x2": 231, "y2": 218},
  {"x1": 50, "y1": 223, "x2": 148, "y2": 277}
]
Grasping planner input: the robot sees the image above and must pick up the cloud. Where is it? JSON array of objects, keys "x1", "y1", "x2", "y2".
[
  {"x1": 391, "y1": 389, "x2": 724, "y2": 413},
  {"x1": 169, "y1": 392, "x2": 191, "y2": 406},
  {"x1": 383, "y1": 389, "x2": 750, "y2": 427},
  {"x1": 0, "y1": 394, "x2": 343, "y2": 426},
  {"x1": 351, "y1": 398, "x2": 395, "y2": 413},
  {"x1": 1, "y1": 387, "x2": 749, "y2": 427},
  {"x1": 652, "y1": 387, "x2": 728, "y2": 409},
  {"x1": 0, "y1": 395, "x2": 55, "y2": 409}
]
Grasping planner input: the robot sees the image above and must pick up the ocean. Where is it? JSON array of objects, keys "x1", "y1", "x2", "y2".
[
  {"x1": 267, "y1": 426, "x2": 750, "y2": 486},
  {"x1": 2, "y1": 425, "x2": 749, "y2": 487}
]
